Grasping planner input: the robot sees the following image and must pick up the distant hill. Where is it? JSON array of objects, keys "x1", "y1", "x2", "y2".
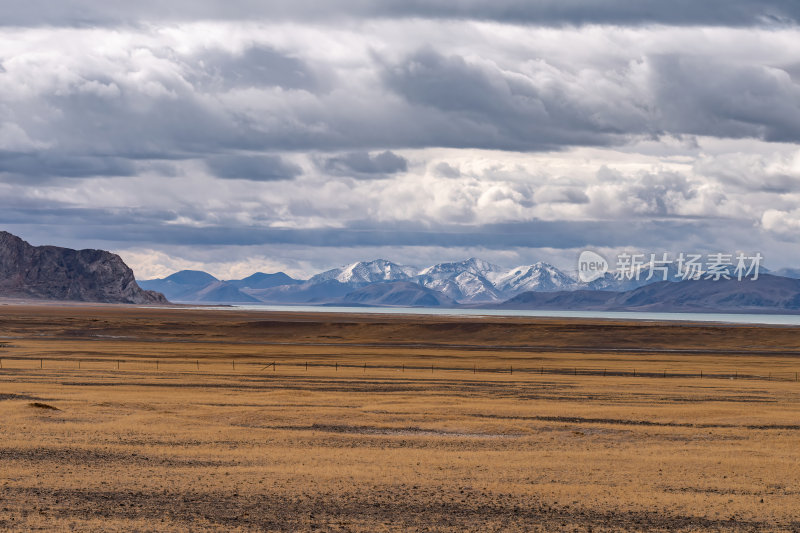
[
  {"x1": 246, "y1": 279, "x2": 352, "y2": 304},
  {"x1": 139, "y1": 269, "x2": 303, "y2": 303},
  {"x1": 192, "y1": 282, "x2": 261, "y2": 303},
  {"x1": 341, "y1": 281, "x2": 456, "y2": 307},
  {"x1": 501, "y1": 275, "x2": 800, "y2": 314},
  {"x1": 498, "y1": 290, "x2": 614, "y2": 310},
  {"x1": 138, "y1": 270, "x2": 220, "y2": 301},
  {"x1": 610, "y1": 274, "x2": 800, "y2": 312},
  {"x1": 164, "y1": 270, "x2": 219, "y2": 286},
  {"x1": 228, "y1": 272, "x2": 301, "y2": 290},
  {"x1": 0, "y1": 231, "x2": 166, "y2": 304},
  {"x1": 773, "y1": 268, "x2": 800, "y2": 279}
]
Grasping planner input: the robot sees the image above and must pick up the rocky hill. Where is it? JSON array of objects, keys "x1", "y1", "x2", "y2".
[{"x1": 0, "y1": 231, "x2": 167, "y2": 304}]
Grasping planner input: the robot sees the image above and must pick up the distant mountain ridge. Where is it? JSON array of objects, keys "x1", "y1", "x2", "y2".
[
  {"x1": 140, "y1": 258, "x2": 581, "y2": 304},
  {"x1": 4, "y1": 228, "x2": 786, "y2": 312},
  {"x1": 138, "y1": 255, "x2": 797, "y2": 312},
  {"x1": 500, "y1": 274, "x2": 800, "y2": 314},
  {"x1": 342, "y1": 281, "x2": 456, "y2": 307},
  {"x1": 0, "y1": 231, "x2": 166, "y2": 304}
]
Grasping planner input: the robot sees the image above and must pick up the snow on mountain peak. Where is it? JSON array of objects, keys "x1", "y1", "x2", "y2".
[
  {"x1": 310, "y1": 259, "x2": 418, "y2": 285},
  {"x1": 418, "y1": 257, "x2": 503, "y2": 277},
  {"x1": 310, "y1": 257, "x2": 577, "y2": 302},
  {"x1": 494, "y1": 262, "x2": 576, "y2": 293}
]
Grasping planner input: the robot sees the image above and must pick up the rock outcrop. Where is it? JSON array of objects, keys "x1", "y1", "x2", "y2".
[{"x1": 0, "y1": 231, "x2": 167, "y2": 304}]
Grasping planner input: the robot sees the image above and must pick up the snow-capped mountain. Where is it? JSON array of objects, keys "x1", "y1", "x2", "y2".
[
  {"x1": 308, "y1": 259, "x2": 418, "y2": 286},
  {"x1": 305, "y1": 258, "x2": 580, "y2": 303},
  {"x1": 493, "y1": 262, "x2": 577, "y2": 294},
  {"x1": 141, "y1": 255, "x2": 762, "y2": 306},
  {"x1": 414, "y1": 258, "x2": 505, "y2": 302}
]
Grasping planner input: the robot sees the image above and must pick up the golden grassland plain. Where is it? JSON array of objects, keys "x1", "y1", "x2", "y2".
[{"x1": 1, "y1": 303, "x2": 800, "y2": 531}]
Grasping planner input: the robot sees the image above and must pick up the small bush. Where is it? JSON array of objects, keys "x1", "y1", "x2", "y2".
[{"x1": 28, "y1": 402, "x2": 59, "y2": 411}]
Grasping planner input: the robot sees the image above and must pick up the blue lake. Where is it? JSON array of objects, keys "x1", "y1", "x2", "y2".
[{"x1": 185, "y1": 304, "x2": 800, "y2": 326}]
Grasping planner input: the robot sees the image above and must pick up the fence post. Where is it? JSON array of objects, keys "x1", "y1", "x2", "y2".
[
  {"x1": 41, "y1": 359, "x2": 43, "y2": 369},
  {"x1": 473, "y1": 363, "x2": 476, "y2": 374},
  {"x1": 510, "y1": 365, "x2": 513, "y2": 375},
  {"x1": 633, "y1": 368, "x2": 636, "y2": 377},
  {"x1": 273, "y1": 361, "x2": 276, "y2": 372},
  {"x1": 603, "y1": 368, "x2": 606, "y2": 377},
  {"x1": 305, "y1": 361, "x2": 308, "y2": 371},
  {"x1": 196, "y1": 360, "x2": 199, "y2": 370}
]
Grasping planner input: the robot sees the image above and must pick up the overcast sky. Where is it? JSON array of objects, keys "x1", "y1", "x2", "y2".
[{"x1": 2, "y1": 1, "x2": 800, "y2": 279}]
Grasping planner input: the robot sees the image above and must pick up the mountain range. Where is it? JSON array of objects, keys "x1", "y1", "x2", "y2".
[
  {"x1": 1, "y1": 226, "x2": 796, "y2": 313},
  {"x1": 139, "y1": 258, "x2": 589, "y2": 305},
  {"x1": 138, "y1": 258, "x2": 800, "y2": 313},
  {"x1": 3, "y1": 226, "x2": 795, "y2": 313}
]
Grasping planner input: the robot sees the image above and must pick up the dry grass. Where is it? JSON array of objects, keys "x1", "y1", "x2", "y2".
[{"x1": 1, "y1": 303, "x2": 799, "y2": 531}]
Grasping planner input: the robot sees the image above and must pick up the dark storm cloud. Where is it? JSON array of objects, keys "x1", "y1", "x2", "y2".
[
  {"x1": 15, "y1": 87, "x2": 243, "y2": 161},
  {"x1": 651, "y1": 55, "x2": 800, "y2": 143},
  {"x1": 376, "y1": 0, "x2": 800, "y2": 27},
  {"x1": 382, "y1": 49, "x2": 632, "y2": 151},
  {"x1": 0, "y1": 0, "x2": 798, "y2": 27},
  {"x1": 206, "y1": 155, "x2": 302, "y2": 181},
  {"x1": 0, "y1": 152, "x2": 136, "y2": 180},
  {"x1": 193, "y1": 46, "x2": 322, "y2": 92},
  {"x1": 320, "y1": 151, "x2": 408, "y2": 179},
  {"x1": 8, "y1": 43, "x2": 800, "y2": 167},
  {"x1": 381, "y1": 49, "x2": 800, "y2": 149},
  {"x1": 0, "y1": 202, "x2": 716, "y2": 251}
]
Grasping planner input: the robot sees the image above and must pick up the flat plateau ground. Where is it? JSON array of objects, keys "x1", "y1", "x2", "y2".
[{"x1": 1, "y1": 304, "x2": 799, "y2": 531}]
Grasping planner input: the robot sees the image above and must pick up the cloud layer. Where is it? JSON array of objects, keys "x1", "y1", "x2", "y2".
[
  {"x1": 1, "y1": 6, "x2": 799, "y2": 277},
  {"x1": 3, "y1": 1, "x2": 800, "y2": 27}
]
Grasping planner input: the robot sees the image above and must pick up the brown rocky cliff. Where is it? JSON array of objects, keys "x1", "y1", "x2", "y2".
[{"x1": 0, "y1": 231, "x2": 168, "y2": 304}]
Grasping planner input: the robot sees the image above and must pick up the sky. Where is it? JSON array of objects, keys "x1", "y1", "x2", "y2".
[{"x1": 2, "y1": 1, "x2": 800, "y2": 279}]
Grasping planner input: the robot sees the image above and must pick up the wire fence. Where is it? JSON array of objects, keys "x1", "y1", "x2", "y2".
[{"x1": 0, "y1": 356, "x2": 798, "y2": 383}]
